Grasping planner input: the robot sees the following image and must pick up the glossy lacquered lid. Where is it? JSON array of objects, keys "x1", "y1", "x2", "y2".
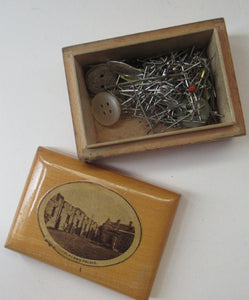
[{"x1": 5, "y1": 147, "x2": 180, "y2": 300}]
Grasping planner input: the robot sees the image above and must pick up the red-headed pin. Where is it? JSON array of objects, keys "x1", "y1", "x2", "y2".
[{"x1": 188, "y1": 85, "x2": 195, "y2": 93}]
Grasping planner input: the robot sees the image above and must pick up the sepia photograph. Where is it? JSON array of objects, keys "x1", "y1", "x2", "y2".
[{"x1": 38, "y1": 182, "x2": 142, "y2": 266}]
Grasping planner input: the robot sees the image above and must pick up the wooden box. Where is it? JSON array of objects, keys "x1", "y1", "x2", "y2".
[
  {"x1": 5, "y1": 147, "x2": 180, "y2": 300},
  {"x1": 63, "y1": 18, "x2": 245, "y2": 161}
]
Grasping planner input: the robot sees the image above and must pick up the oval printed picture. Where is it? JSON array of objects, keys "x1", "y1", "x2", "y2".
[{"x1": 38, "y1": 182, "x2": 142, "y2": 267}]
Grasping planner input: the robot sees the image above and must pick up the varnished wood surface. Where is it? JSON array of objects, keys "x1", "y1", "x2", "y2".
[
  {"x1": 63, "y1": 18, "x2": 245, "y2": 161},
  {"x1": 5, "y1": 147, "x2": 180, "y2": 300}
]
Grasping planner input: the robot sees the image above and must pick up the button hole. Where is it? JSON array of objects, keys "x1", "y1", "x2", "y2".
[{"x1": 109, "y1": 110, "x2": 112, "y2": 114}]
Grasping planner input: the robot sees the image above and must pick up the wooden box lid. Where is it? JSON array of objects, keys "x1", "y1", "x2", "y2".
[{"x1": 5, "y1": 147, "x2": 180, "y2": 300}]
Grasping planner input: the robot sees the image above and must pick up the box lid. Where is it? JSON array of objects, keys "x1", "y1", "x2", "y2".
[{"x1": 5, "y1": 147, "x2": 180, "y2": 299}]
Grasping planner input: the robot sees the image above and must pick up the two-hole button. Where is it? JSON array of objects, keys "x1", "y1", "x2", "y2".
[
  {"x1": 85, "y1": 64, "x2": 117, "y2": 95},
  {"x1": 92, "y1": 92, "x2": 121, "y2": 126}
]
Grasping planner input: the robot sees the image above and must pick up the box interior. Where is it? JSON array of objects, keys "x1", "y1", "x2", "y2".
[{"x1": 72, "y1": 29, "x2": 235, "y2": 148}]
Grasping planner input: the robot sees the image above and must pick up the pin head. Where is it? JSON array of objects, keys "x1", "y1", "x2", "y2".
[{"x1": 188, "y1": 85, "x2": 195, "y2": 93}]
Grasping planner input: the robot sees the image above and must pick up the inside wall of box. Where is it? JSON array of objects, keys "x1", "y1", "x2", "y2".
[{"x1": 73, "y1": 29, "x2": 235, "y2": 148}]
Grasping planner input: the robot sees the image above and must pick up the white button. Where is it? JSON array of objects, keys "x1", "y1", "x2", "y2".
[
  {"x1": 92, "y1": 92, "x2": 121, "y2": 126},
  {"x1": 85, "y1": 64, "x2": 117, "y2": 95}
]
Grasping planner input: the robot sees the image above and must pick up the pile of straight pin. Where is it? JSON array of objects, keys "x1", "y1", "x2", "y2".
[{"x1": 106, "y1": 46, "x2": 221, "y2": 133}]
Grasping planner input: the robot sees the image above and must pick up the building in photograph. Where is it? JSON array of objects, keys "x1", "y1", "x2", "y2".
[
  {"x1": 44, "y1": 193, "x2": 99, "y2": 241},
  {"x1": 99, "y1": 218, "x2": 135, "y2": 253}
]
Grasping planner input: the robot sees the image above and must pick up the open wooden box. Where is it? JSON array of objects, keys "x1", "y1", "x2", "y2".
[{"x1": 63, "y1": 18, "x2": 245, "y2": 161}]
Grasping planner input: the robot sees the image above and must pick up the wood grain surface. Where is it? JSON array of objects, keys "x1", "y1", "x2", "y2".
[{"x1": 5, "y1": 147, "x2": 180, "y2": 300}]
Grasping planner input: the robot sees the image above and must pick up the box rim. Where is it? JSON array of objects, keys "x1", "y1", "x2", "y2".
[{"x1": 62, "y1": 18, "x2": 246, "y2": 161}]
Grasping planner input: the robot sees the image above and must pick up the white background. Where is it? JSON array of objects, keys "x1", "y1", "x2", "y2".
[{"x1": 1, "y1": 1, "x2": 249, "y2": 299}]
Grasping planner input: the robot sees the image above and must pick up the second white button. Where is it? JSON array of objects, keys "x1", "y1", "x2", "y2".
[{"x1": 92, "y1": 92, "x2": 121, "y2": 126}]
